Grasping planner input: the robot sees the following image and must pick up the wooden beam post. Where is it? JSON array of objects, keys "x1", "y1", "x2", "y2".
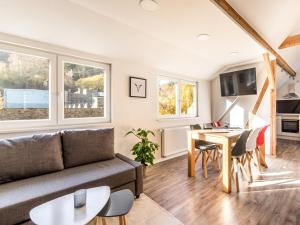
[
  {"x1": 279, "y1": 34, "x2": 300, "y2": 49},
  {"x1": 263, "y1": 53, "x2": 275, "y2": 90},
  {"x1": 210, "y1": 0, "x2": 296, "y2": 77},
  {"x1": 270, "y1": 60, "x2": 277, "y2": 156},
  {"x1": 246, "y1": 77, "x2": 269, "y2": 128},
  {"x1": 263, "y1": 53, "x2": 277, "y2": 156}
]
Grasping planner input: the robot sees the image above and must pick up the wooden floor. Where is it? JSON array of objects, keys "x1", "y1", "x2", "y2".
[{"x1": 144, "y1": 139, "x2": 300, "y2": 225}]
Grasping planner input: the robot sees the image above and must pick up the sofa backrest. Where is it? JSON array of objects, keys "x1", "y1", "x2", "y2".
[
  {"x1": 61, "y1": 128, "x2": 115, "y2": 168},
  {"x1": 0, "y1": 133, "x2": 64, "y2": 184}
]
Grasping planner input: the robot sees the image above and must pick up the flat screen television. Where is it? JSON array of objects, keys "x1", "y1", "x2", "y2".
[
  {"x1": 277, "y1": 100, "x2": 300, "y2": 114},
  {"x1": 220, "y1": 68, "x2": 257, "y2": 96}
]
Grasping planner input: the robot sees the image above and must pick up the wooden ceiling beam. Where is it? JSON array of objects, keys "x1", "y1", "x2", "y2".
[
  {"x1": 279, "y1": 34, "x2": 300, "y2": 49},
  {"x1": 263, "y1": 53, "x2": 275, "y2": 90},
  {"x1": 211, "y1": 0, "x2": 296, "y2": 77}
]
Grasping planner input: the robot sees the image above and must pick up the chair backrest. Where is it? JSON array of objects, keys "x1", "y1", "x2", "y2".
[
  {"x1": 203, "y1": 123, "x2": 213, "y2": 129},
  {"x1": 256, "y1": 125, "x2": 269, "y2": 147},
  {"x1": 232, "y1": 130, "x2": 251, "y2": 157},
  {"x1": 190, "y1": 124, "x2": 202, "y2": 130},
  {"x1": 246, "y1": 127, "x2": 261, "y2": 151}
]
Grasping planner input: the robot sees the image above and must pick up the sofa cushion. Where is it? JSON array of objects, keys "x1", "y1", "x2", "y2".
[
  {"x1": 61, "y1": 128, "x2": 115, "y2": 168},
  {"x1": 0, "y1": 133, "x2": 64, "y2": 184},
  {"x1": 0, "y1": 158, "x2": 136, "y2": 225}
]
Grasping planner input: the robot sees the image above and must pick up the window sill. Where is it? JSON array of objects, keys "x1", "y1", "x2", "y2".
[
  {"x1": 0, "y1": 122, "x2": 113, "y2": 135},
  {"x1": 156, "y1": 116, "x2": 200, "y2": 122}
]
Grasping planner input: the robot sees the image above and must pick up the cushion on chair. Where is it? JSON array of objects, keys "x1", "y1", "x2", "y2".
[
  {"x1": 0, "y1": 133, "x2": 64, "y2": 184},
  {"x1": 61, "y1": 128, "x2": 115, "y2": 168},
  {"x1": 0, "y1": 158, "x2": 136, "y2": 225},
  {"x1": 256, "y1": 125, "x2": 269, "y2": 147},
  {"x1": 195, "y1": 140, "x2": 217, "y2": 151}
]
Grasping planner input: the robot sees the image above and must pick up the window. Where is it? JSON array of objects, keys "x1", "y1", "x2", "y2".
[
  {"x1": 0, "y1": 42, "x2": 110, "y2": 130},
  {"x1": 0, "y1": 43, "x2": 56, "y2": 129},
  {"x1": 180, "y1": 81, "x2": 197, "y2": 116},
  {"x1": 58, "y1": 56, "x2": 110, "y2": 124},
  {"x1": 158, "y1": 78, "x2": 178, "y2": 116},
  {"x1": 158, "y1": 77, "x2": 197, "y2": 118}
]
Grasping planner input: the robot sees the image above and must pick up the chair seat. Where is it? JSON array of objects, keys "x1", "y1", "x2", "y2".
[
  {"x1": 98, "y1": 189, "x2": 134, "y2": 217},
  {"x1": 195, "y1": 140, "x2": 217, "y2": 151}
]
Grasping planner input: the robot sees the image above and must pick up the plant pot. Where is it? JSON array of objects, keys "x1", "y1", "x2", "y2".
[{"x1": 142, "y1": 165, "x2": 147, "y2": 177}]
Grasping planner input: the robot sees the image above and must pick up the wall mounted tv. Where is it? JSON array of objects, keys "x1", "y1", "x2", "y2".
[{"x1": 220, "y1": 68, "x2": 257, "y2": 96}]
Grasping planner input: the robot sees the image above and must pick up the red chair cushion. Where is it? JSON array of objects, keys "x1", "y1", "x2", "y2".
[
  {"x1": 256, "y1": 125, "x2": 269, "y2": 147},
  {"x1": 214, "y1": 121, "x2": 222, "y2": 128}
]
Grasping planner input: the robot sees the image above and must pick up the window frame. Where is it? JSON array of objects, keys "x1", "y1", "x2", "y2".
[
  {"x1": 0, "y1": 43, "x2": 57, "y2": 129},
  {"x1": 57, "y1": 56, "x2": 111, "y2": 125},
  {"x1": 0, "y1": 42, "x2": 111, "y2": 131},
  {"x1": 157, "y1": 76, "x2": 198, "y2": 119}
]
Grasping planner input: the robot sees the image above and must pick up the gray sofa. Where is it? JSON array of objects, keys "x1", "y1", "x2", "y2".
[{"x1": 0, "y1": 128, "x2": 143, "y2": 225}]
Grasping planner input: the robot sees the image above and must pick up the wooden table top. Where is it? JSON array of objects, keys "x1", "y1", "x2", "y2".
[{"x1": 188, "y1": 129, "x2": 245, "y2": 138}]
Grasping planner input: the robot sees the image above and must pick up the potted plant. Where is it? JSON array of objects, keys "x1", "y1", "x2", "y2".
[{"x1": 125, "y1": 128, "x2": 159, "y2": 176}]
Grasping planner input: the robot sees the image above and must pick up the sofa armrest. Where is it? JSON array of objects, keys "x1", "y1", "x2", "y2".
[{"x1": 116, "y1": 153, "x2": 143, "y2": 197}]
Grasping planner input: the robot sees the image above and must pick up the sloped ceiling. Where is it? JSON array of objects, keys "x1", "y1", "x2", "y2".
[
  {"x1": 228, "y1": 0, "x2": 300, "y2": 74},
  {"x1": 0, "y1": 0, "x2": 265, "y2": 79}
]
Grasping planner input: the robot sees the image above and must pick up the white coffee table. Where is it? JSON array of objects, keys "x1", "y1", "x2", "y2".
[{"x1": 30, "y1": 186, "x2": 110, "y2": 225}]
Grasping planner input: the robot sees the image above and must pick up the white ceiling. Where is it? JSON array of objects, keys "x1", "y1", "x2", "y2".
[
  {"x1": 0, "y1": 0, "x2": 268, "y2": 79},
  {"x1": 228, "y1": 0, "x2": 300, "y2": 74}
]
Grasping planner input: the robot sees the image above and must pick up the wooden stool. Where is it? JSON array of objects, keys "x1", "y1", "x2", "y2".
[{"x1": 97, "y1": 189, "x2": 134, "y2": 225}]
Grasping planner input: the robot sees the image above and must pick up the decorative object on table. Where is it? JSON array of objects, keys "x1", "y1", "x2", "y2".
[
  {"x1": 125, "y1": 128, "x2": 159, "y2": 176},
  {"x1": 74, "y1": 189, "x2": 87, "y2": 208},
  {"x1": 129, "y1": 76, "x2": 147, "y2": 98}
]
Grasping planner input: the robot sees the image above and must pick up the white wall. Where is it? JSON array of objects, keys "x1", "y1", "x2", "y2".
[
  {"x1": 277, "y1": 71, "x2": 300, "y2": 99},
  {"x1": 0, "y1": 33, "x2": 212, "y2": 162},
  {"x1": 210, "y1": 62, "x2": 272, "y2": 153}
]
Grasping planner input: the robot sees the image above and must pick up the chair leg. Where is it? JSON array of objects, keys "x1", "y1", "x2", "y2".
[
  {"x1": 202, "y1": 151, "x2": 205, "y2": 169},
  {"x1": 213, "y1": 149, "x2": 216, "y2": 160},
  {"x1": 216, "y1": 169, "x2": 223, "y2": 183},
  {"x1": 238, "y1": 158, "x2": 250, "y2": 183},
  {"x1": 254, "y1": 149, "x2": 262, "y2": 172},
  {"x1": 258, "y1": 148, "x2": 268, "y2": 168},
  {"x1": 247, "y1": 153, "x2": 253, "y2": 183},
  {"x1": 202, "y1": 151, "x2": 208, "y2": 178},
  {"x1": 195, "y1": 150, "x2": 201, "y2": 162},
  {"x1": 123, "y1": 216, "x2": 128, "y2": 225},
  {"x1": 119, "y1": 216, "x2": 124, "y2": 225},
  {"x1": 233, "y1": 159, "x2": 239, "y2": 192},
  {"x1": 100, "y1": 217, "x2": 107, "y2": 225},
  {"x1": 206, "y1": 150, "x2": 213, "y2": 162}
]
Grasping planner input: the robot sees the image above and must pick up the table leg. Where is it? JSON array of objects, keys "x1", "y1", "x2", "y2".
[
  {"x1": 222, "y1": 138, "x2": 232, "y2": 193},
  {"x1": 188, "y1": 132, "x2": 195, "y2": 177}
]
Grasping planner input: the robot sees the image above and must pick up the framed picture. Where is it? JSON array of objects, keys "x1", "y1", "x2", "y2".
[{"x1": 129, "y1": 76, "x2": 147, "y2": 98}]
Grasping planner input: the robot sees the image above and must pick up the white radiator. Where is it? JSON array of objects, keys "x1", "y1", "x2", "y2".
[{"x1": 161, "y1": 126, "x2": 190, "y2": 157}]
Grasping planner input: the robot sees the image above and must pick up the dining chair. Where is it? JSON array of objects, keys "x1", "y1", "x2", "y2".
[
  {"x1": 256, "y1": 125, "x2": 269, "y2": 169},
  {"x1": 231, "y1": 130, "x2": 252, "y2": 192},
  {"x1": 190, "y1": 124, "x2": 221, "y2": 178},
  {"x1": 244, "y1": 127, "x2": 263, "y2": 182}
]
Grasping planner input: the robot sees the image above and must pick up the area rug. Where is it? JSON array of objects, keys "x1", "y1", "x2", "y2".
[
  {"x1": 23, "y1": 194, "x2": 184, "y2": 225},
  {"x1": 100, "y1": 194, "x2": 184, "y2": 225}
]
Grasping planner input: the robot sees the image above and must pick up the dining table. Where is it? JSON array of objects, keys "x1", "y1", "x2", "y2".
[{"x1": 187, "y1": 129, "x2": 244, "y2": 194}]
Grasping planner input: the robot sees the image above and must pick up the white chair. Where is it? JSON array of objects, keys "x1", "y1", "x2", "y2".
[{"x1": 245, "y1": 127, "x2": 263, "y2": 182}]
